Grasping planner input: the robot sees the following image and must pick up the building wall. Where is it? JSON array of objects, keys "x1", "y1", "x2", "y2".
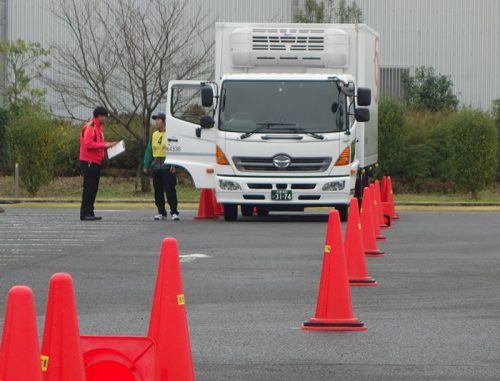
[
  {"x1": 296, "y1": 0, "x2": 500, "y2": 109},
  {"x1": 5, "y1": 0, "x2": 294, "y2": 117},
  {"x1": 5, "y1": 0, "x2": 500, "y2": 112}
]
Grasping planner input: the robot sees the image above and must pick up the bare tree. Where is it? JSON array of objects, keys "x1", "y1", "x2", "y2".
[{"x1": 47, "y1": 0, "x2": 213, "y2": 191}]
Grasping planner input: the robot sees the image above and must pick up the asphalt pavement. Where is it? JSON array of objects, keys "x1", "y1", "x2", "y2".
[{"x1": 0, "y1": 207, "x2": 499, "y2": 380}]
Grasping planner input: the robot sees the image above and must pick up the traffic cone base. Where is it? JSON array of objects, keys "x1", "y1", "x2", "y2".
[
  {"x1": 349, "y1": 277, "x2": 378, "y2": 287},
  {"x1": 303, "y1": 317, "x2": 367, "y2": 331},
  {"x1": 365, "y1": 250, "x2": 386, "y2": 257}
]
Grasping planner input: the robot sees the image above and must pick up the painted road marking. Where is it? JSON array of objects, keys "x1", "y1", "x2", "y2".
[{"x1": 179, "y1": 253, "x2": 212, "y2": 263}]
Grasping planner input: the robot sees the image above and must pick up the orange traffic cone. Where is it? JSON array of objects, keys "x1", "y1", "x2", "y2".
[
  {"x1": 211, "y1": 189, "x2": 224, "y2": 216},
  {"x1": 0, "y1": 286, "x2": 43, "y2": 381},
  {"x1": 41, "y1": 273, "x2": 86, "y2": 381},
  {"x1": 384, "y1": 176, "x2": 399, "y2": 220},
  {"x1": 361, "y1": 187, "x2": 386, "y2": 257},
  {"x1": 375, "y1": 180, "x2": 390, "y2": 229},
  {"x1": 381, "y1": 176, "x2": 388, "y2": 202},
  {"x1": 195, "y1": 188, "x2": 218, "y2": 219},
  {"x1": 148, "y1": 238, "x2": 195, "y2": 381},
  {"x1": 302, "y1": 210, "x2": 367, "y2": 331},
  {"x1": 370, "y1": 183, "x2": 386, "y2": 240},
  {"x1": 345, "y1": 199, "x2": 377, "y2": 287}
]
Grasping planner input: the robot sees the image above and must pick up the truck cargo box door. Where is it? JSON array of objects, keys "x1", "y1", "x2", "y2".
[{"x1": 165, "y1": 81, "x2": 216, "y2": 188}]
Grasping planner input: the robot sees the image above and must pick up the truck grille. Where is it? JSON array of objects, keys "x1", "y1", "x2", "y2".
[{"x1": 233, "y1": 156, "x2": 332, "y2": 172}]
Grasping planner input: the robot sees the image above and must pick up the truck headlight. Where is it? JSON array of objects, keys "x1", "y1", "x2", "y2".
[
  {"x1": 219, "y1": 180, "x2": 241, "y2": 191},
  {"x1": 322, "y1": 180, "x2": 346, "y2": 191}
]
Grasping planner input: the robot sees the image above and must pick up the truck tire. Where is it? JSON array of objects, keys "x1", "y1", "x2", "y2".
[
  {"x1": 241, "y1": 205, "x2": 254, "y2": 217},
  {"x1": 336, "y1": 204, "x2": 348, "y2": 222},
  {"x1": 256, "y1": 207, "x2": 269, "y2": 217},
  {"x1": 223, "y1": 204, "x2": 238, "y2": 221}
]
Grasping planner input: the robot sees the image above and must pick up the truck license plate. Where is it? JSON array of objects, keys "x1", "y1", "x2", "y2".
[{"x1": 271, "y1": 190, "x2": 292, "y2": 201}]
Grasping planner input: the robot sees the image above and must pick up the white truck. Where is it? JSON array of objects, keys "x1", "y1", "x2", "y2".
[{"x1": 165, "y1": 22, "x2": 380, "y2": 221}]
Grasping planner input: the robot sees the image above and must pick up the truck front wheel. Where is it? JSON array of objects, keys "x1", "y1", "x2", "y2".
[
  {"x1": 223, "y1": 204, "x2": 238, "y2": 221},
  {"x1": 241, "y1": 205, "x2": 254, "y2": 217},
  {"x1": 335, "y1": 204, "x2": 349, "y2": 222},
  {"x1": 256, "y1": 207, "x2": 269, "y2": 217}
]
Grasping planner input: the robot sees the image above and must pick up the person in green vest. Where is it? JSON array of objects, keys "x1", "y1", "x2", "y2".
[{"x1": 143, "y1": 112, "x2": 179, "y2": 221}]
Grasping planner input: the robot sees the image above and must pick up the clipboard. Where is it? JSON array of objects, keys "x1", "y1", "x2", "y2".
[{"x1": 107, "y1": 140, "x2": 126, "y2": 159}]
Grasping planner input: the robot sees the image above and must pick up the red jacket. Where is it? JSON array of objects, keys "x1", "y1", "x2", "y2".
[{"x1": 79, "y1": 118, "x2": 107, "y2": 164}]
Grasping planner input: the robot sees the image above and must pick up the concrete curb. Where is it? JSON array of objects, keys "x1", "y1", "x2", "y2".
[
  {"x1": 396, "y1": 201, "x2": 500, "y2": 206},
  {"x1": 0, "y1": 199, "x2": 193, "y2": 204},
  {"x1": 1, "y1": 199, "x2": 500, "y2": 207}
]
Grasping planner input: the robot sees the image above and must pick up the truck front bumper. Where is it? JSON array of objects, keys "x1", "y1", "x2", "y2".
[{"x1": 215, "y1": 175, "x2": 355, "y2": 206}]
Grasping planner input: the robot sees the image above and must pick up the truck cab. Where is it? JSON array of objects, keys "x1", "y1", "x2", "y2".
[{"x1": 164, "y1": 23, "x2": 379, "y2": 221}]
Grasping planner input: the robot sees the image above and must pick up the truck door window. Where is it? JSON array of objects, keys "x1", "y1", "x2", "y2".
[{"x1": 171, "y1": 85, "x2": 211, "y2": 124}]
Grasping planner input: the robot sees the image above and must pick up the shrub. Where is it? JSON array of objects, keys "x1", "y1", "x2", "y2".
[
  {"x1": 402, "y1": 111, "x2": 455, "y2": 184},
  {"x1": 493, "y1": 99, "x2": 500, "y2": 177},
  {"x1": 53, "y1": 119, "x2": 81, "y2": 176},
  {"x1": 447, "y1": 109, "x2": 497, "y2": 197},
  {"x1": 402, "y1": 67, "x2": 459, "y2": 112},
  {"x1": 378, "y1": 99, "x2": 405, "y2": 176},
  {"x1": 6, "y1": 107, "x2": 58, "y2": 196},
  {"x1": 0, "y1": 108, "x2": 9, "y2": 172}
]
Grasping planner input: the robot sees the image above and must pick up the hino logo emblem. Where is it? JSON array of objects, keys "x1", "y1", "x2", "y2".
[{"x1": 273, "y1": 154, "x2": 292, "y2": 168}]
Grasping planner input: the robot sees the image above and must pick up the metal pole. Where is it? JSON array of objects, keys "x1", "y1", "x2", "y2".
[{"x1": 14, "y1": 162, "x2": 19, "y2": 198}]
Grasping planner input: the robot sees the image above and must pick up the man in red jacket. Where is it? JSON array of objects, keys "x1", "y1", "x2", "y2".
[{"x1": 79, "y1": 106, "x2": 117, "y2": 221}]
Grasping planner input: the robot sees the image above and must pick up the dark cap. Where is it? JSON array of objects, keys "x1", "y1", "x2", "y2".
[
  {"x1": 93, "y1": 106, "x2": 109, "y2": 118},
  {"x1": 152, "y1": 112, "x2": 166, "y2": 121}
]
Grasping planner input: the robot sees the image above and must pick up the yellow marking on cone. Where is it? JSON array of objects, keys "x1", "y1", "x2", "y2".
[
  {"x1": 41, "y1": 355, "x2": 49, "y2": 372},
  {"x1": 177, "y1": 294, "x2": 185, "y2": 305},
  {"x1": 324, "y1": 245, "x2": 331, "y2": 253}
]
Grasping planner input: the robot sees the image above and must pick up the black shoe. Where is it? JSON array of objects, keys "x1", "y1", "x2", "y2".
[{"x1": 80, "y1": 215, "x2": 101, "y2": 221}]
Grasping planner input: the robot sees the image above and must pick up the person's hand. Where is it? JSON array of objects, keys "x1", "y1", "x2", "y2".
[
  {"x1": 170, "y1": 166, "x2": 176, "y2": 174},
  {"x1": 105, "y1": 141, "x2": 118, "y2": 148},
  {"x1": 143, "y1": 168, "x2": 149, "y2": 174}
]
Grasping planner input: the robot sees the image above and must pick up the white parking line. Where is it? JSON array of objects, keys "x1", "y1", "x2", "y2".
[{"x1": 179, "y1": 253, "x2": 212, "y2": 263}]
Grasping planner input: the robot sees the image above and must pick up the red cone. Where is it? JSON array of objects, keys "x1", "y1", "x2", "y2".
[
  {"x1": 0, "y1": 286, "x2": 43, "y2": 381},
  {"x1": 360, "y1": 187, "x2": 386, "y2": 257},
  {"x1": 211, "y1": 190, "x2": 224, "y2": 216},
  {"x1": 41, "y1": 273, "x2": 86, "y2": 381},
  {"x1": 381, "y1": 176, "x2": 388, "y2": 202},
  {"x1": 345, "y1": 198, "x2": 377, "y2": 286},
  {"x1": 148, "y1": 238, "x2": 195, "y2": 381},
  {"x1": 195, "y1": 188, "x2": 218, "y2": 219},
  {"x1": 375, "y1": 180, "x2": 390, "y2": 229},
  {"x1": 302, "y1": 210, "x2": 367, "y2": 331},
  {"x1": 370, "y1": 183, "x2": 386, "y2": 240},
  {"x1": 384, "y1": 176, "x2": 399, "y2": 220}
]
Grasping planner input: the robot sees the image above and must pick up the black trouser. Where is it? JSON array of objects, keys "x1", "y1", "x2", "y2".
[
  {"x1": 80, "y1": 161, "x2": 101, "y2": 218},
  {"x1": 152, "y1": 168, "x2": 178, "y2": 216}
]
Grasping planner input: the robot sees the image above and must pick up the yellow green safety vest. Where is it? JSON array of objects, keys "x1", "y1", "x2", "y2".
[{"x1": 152, "y1": 131, "x2": 166, "y2": 158}]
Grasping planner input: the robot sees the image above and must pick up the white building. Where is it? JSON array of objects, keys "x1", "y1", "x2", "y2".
[{"x1": 1, "y1": 0, "x2": 499, "y2": 113}]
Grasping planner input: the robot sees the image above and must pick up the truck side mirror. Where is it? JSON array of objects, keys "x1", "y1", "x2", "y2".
[
  {"x1": 357, "y1": 87, "x2": 371, "y2": 106},
  {"x1": 355, "y1": 108, "x2": 370, "y2": 122},
  {"x1": 200, "y1": 115, "x2": 214, "y2": 129},
  {"x1": 201, "y1": 85, "x2": 214, "y2": 107}
]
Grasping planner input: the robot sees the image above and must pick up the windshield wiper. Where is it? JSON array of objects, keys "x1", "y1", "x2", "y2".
[
  {"x1": 282, "y1": 128, "x2": 325, "y2": 140},
  {"x1": 240, "y1": 122, "x2": 296, "y2": 139}
]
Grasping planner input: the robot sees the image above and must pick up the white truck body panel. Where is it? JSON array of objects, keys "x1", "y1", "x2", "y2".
[{"x1": 164, "y1": 23, "x2": 379, "y2": 212}]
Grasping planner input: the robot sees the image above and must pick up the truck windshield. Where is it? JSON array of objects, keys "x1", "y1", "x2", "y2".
[{"x1": 219, "y1": 80, "x2": 346, "y2": 134}]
